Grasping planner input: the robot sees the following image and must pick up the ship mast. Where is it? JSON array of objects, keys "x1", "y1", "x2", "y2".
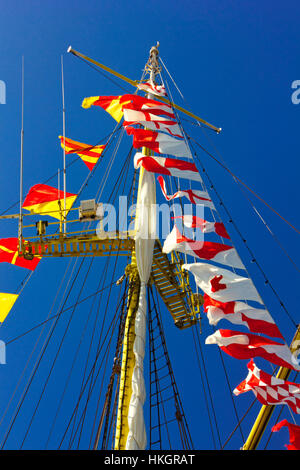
[
  {"x1": 10, "y1": 44, "x2": 213, "y2": 449},
  {"x1": 114, "y1": 43, "x2": 160, "y2": 450}
]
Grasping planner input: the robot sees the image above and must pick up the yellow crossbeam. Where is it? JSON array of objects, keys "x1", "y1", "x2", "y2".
[{"x1": 67, "y1": 46, "x2": 222, "y2": 133}]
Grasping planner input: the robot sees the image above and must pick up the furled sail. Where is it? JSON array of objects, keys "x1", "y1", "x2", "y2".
[{"x1": 125, "y1": 159, "x2": 156, "y2": 450}]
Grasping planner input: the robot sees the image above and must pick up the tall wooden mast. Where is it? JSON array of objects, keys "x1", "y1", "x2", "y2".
[
  {"x1": 115, "y1": 43, "x2": 160, "y2": 450},
  {"x1": 10, "y1": 44, "x2": 209, "y2": 449}
]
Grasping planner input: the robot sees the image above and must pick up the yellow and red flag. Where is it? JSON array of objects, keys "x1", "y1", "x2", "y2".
[
  {"x1": 59, "y1": 136, "x2": 106, "y2": 171},
  {"x1": 0, "y1": 293, "x2": 18, "y2": 322},
  {"x1": 22, "y1": 184, "x2": 77, "y2": 220},
  {"x1": 0, "y1": 238, "x2": 41, "y2": 270},
  {"x1": 82, "y1": 94, "x2": 175, "y2": 124},
  {"x1": 81, "y1": 95, "x2": 132, "y2": 122}
]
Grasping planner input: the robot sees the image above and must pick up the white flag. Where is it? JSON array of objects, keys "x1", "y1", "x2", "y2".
[
  {"x1": 183, "y1": 262, "x2": 263, "y2": 303},
  {"x1": 134, "y1": 153, "x2": 202, "y2": 182},
  {"x1": 163, "y1": 226, "x2": 245, "y2": 269}
]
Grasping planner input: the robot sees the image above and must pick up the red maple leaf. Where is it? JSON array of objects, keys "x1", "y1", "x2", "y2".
[{"x1": 210, "y1": 275, "x2": 226, "y2": 292}]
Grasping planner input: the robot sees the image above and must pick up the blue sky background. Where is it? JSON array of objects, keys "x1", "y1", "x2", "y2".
[{"x1": 0, "y1": 0, "x2": 299, "y2": 451}]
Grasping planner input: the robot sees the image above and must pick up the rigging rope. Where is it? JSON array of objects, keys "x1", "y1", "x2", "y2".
[
  {"x1": 57, "y1": 278, "x2": 135, "y2": 449},
  {"x1": 0, "y1": 257, "x2": 76, "y2": 435},
  {"x1": 0, "y1": 255, "x2": 82, "y2": 449},
  {"x1": 19, "y1": 255, "x2": 95, "y2": 449},
  {"x1": 148, "y1": 285, "x2": 194, "y2": 450},
  {"x1": 189, "y1": 144, "x2": 298, "y2": 329},
  {"x1": 189, "y1": 135, "x2": 300, "y2": 236}
]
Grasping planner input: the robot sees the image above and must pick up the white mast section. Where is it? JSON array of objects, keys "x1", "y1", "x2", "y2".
[{"x1": 125, "y1": 44, "x2": 160, "y2": 450}]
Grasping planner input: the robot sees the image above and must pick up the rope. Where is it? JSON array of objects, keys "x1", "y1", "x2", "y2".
[
  {"x1": 0, "y1": 256, "x2": 82, "y2": 449},
  {"x1": 188, "y1": 142, "x2": 298, "y2": 329},
  {"x1": 19, "y1": 256, "x2": 94, "y2": 449},
  {"x1": 0, "y1": 257, "x2": 76, "y2": 436},
  {"x1": 57, "y1": 278, "x2": 134, "y2": 449},
  {"x1": 148, "y1": 285, "x2": 194, "y2": 450},
  {"x1": 189, "y1": 135, "x2": 300, "y2": 236}
]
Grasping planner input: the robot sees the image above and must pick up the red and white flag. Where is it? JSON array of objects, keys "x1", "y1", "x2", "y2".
[
  {"x1": 124, "y1": 94, "x2": 175, "y2": 119},
  {"x1": 173, "y1": 215, "x2": 230, "y2": 239},
  {"x1": 82, "y1": 94, "x2": 175, "y2": 122},
  {"x1": 137, "y1": 80, "x2": 167, "y2": 97},
  {"x1": 123, "y1": 108, "x2": 183, "y2": 138},
  {"x1": 127, "y1": 128, "x2": 192, "y2": 159},
  {"x1": 158, "y1": 176, "x2": 215, "y2": 209},
  {"x1": 183, "y1": 262, "x2": 263, "y2": 303},
  {"x1": 272, "y1": 420, "x2": 300, "y2": 450},
  {"x1": 234, "y1": 359, "x2": 300, "y2": 410},
  {"x1": 203, "y1": 294, "x2": 283, "y2": 338},
  {"x1": 134, "y1": 153, "x2": 202, "y2": 182},
  {"x1": 163, "y1": 225, "x2": 244, "y2": 269},
  {"x1": 206, "y1": 330, "x2": 300, "y2": 370}
]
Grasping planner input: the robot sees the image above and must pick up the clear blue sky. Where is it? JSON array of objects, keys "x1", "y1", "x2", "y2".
[{"x1": 0, "y1": 0, "x2": 299, "y2": 451}]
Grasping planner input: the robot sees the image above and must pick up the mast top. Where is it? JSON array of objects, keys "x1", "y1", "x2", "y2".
[{"x1": 145, "y1": 42, "x2": 161, "y2": 81}]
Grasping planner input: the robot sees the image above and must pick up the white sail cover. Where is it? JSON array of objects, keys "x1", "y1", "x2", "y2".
[{"x1": 126, "y1": 165, "x2": 156, "y2": 450}]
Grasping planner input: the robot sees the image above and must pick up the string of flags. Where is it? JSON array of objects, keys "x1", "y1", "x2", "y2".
[
  {"x1": 83, "y1": 82, "x2": 300, "y2": 449},
  {"x1": 0, "y1": 78, "x2": 299, "y2": 449}
]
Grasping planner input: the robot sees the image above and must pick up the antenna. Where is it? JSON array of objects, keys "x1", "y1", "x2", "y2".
[
  {"x1": 61, "y1": 55, "x2": 66, "y2": 234},
  {"x1": 18, "y1": 56, "x2": 24, "y2": 250}
]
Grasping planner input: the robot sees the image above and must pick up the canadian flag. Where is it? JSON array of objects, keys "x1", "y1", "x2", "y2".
[
  {"x1": 234, "y1": 360, "x2": 300, "y2": 412},
  {"x1": 127, "y1": 127, "x2": 192, "y2": 159},
  {"x1": 158, "y1": 176, "x2": 215, "y2": 209},
  {"x1": 183, "y1": 262, "x2": 263, "y2": 303},
  {"x1": 203, "y1": 294, "x2": 283, "y2": 338},
  {"x1": 137, "y1": 80, "x2": 167, "y2": 97},
  {"x1": 163, "y1": 225, "x2": 245, "y2": 269},
  {"x1": 206, "y1": 330, "x2": 300, "y2": 370},
  {"x1": 134, "y1": 153, "x2": 202, "y2": 182},
  {"x1": 173, "y1": 215, "x2": 230, "y2": 239},
  {"x1": 123, "y1": 108, "x2": 183, "y2": 138}
]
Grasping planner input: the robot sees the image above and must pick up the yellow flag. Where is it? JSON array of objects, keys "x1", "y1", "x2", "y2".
[
  {"x1": 81, "y1": 95, "x2": 131, "y2": 122},
  {"x1": 22, "y1": 184, "x2": 77, "y2": 220},
  {"x1": 0, "y1": 293, "x2": 18, "y2": 322}
]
